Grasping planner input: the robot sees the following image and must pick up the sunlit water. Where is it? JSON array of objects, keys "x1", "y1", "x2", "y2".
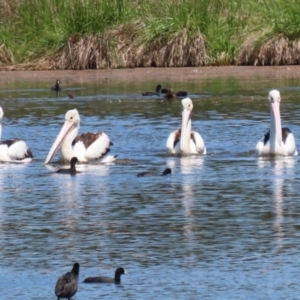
[{"x1": 1, "y1": 74, "x2": 300, "y2": 299}]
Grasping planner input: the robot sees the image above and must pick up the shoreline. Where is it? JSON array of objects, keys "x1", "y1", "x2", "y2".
[{"x1": 1, "y1": 66, "x2": 300, "y2": 84}]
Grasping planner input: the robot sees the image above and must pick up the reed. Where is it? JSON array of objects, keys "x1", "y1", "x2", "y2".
[{"x1": 0, "y1": 0, "x2": 300, "y2": 69}]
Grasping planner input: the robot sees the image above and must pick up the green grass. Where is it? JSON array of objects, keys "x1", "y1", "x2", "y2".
[
  {"x1": 0, "y1": 0, "x2": 131, "y2": 62},
  {"x1": 0, "y1": 0, "x2": 300, "y2": 67},
  {"x1": 262, "y1": 0, "x2": 300, "y2": 39}
]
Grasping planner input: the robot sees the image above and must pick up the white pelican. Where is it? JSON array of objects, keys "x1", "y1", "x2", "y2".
[
  {"x1": 45, "y1": 109, "x2": 116, "y2": 164},
  {"x1": 256, "y1": 89, "x2": 297, "y2": 156},
  {"x1": 166, "y1": 97, "x2": 206, "y2": 155},
  {"x1": 0, "y1": 106, "x2": 33, "y2": 163}
]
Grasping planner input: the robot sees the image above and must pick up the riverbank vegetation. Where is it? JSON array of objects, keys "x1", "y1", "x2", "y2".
[{"x1": 0, "y1": 0, "x2": 300, "y2": 70}]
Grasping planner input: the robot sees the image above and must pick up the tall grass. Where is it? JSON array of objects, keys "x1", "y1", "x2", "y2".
[
  {"x1": 135, "y1": 0, "x2": 247, "y2": 64},
  {"x1": 262, "y1": 0, "x2": 300, "y2": 39},
  {"x1": 0, "y1": 0, "x2": 131, "y2": 62},
  {"x1": 0, "y1": 0, "x2": 300, "y2": 68},
  {"x1": 62, "y1": 0, "x2": 128, "y2": 35}
]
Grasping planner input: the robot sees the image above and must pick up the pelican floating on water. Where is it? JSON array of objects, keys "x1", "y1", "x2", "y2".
[
  {"x1": 0, "y1": 107, "x2": 33, "y2": 163},
  {"x1": 166, "y1": 98, "x2": 206, "y2": 155},
  {"x1": 256, "y1": 89, "x2": 297, "y2": 156},
  {"x1": 45, "y1": 109, "x2": 116, "y2": 164}
]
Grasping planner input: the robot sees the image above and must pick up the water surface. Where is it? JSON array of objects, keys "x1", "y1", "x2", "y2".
[{"x1": 1, "y1": 74, "x2": 300, "y2": 299}]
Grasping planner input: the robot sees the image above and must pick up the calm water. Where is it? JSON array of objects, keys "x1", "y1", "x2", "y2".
[{"x1": 1, "y1": 73, "x2": 300, "y2": 299}]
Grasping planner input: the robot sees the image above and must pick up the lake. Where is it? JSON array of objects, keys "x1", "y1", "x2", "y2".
[{"x1": 0, "y1": 68, "x2": 300, "y2": 299}]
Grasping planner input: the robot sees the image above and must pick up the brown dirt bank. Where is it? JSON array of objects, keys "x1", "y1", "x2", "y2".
[{"x1": 1, "y1": 66, "x2": 300, "y2": 84}]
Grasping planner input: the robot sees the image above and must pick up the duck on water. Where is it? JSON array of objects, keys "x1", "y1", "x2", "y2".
[
  {"x1": 83, "y1": 267, "x2": 127, "y2": 284},
  {"x1": 56, "y1": 157, "x2": 80, "y2": 175},
  {"x1": 137, "y1": 168, "x2": 172, "y2": 177},
  {"x1": 142, "y1": 84, "x2": 162, "y2": 96},
  {"x1": 51, "y1": 80, "x2": 62, "y2": 92},
  {"x1": 55, "y1": 262, "x2": 80, "y2": 300}
]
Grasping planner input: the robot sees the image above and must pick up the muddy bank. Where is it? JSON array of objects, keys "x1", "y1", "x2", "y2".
[{"x1": 1, "y1": 66, "x2": 300, "y2": 84}]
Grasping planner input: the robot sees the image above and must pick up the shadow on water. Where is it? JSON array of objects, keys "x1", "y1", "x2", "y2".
[{"x1": 1, "y1": 75, "x2": 300, "y2": 299}]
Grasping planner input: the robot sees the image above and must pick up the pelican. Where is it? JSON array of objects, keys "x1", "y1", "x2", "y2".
[
  {"x1": 45, "y1": 109, "x2": 116, "y2": 164},
  {"x1": 256, "y1": 89, "x2": 297, "y2": 156},
  {"x1": 166, "y1": 98, "x2": 206, "y2": 155},
  {"x1": 0, "y1": 107, "x2": 33, "y2": 163}
]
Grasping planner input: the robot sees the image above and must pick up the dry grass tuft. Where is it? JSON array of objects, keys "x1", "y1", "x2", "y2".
[
  {"x1": 0, "y1": 0, "x2": 18, "y2": 18},
  {"x1": 102, "y1": 21, "x2": 144, "y2": 69},
  {"x1": 0, "y1": 44, "x2": 15, "y2": 65},
  {"x1": 37, "y1": 22, "x2": 144, "y2": 70},
  {"x1": 136, "y1": 31, "x2": 206, "y2": 67},
  {"x1": 42, "y1": 22, "x2": 207, "y2": 70},
  {"x1": 237, "y1": 33, "x2": 260, "y2": 65},
  {"x1": 238, "y1": 34, "x2": 300, "y2": 65},
  {"x1": 208, "y1": 52, "x2": 234, "y2": 66},
  {"x1": 51, "y1": 35, "x2": 103, "y2": 69}
]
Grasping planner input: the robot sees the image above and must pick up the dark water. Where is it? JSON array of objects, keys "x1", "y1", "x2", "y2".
[{"x1": 1, "y1": 75, "x2": 300, "y2": 299}]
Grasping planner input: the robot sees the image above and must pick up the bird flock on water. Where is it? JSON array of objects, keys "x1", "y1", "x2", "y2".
[{"x1": 0, "y1": 81, "x2": 297, "y2": 168}]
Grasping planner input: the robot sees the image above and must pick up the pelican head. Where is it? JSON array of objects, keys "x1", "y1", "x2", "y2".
[
  {"x1": 268, "y1": 89, "x2": 281, "y2": 105},
  {"x1": 65, "y1": 109, "x2": 80, "y2": 126},
  {"x1": 181, "y1": 97, "x2": 193, "y2": 112},
  {"x1": 44, "y1": 109, "x2": 80, "y2": 164}
]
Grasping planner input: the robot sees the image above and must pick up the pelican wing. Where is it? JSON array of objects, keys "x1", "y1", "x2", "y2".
[
  {"x1": 191, "y1": 131, "x2": 206, "y2": 154},
  {"x1": 283, "y1": 129, "x2": 297, "y2": 155},
  {"x1": 0, "y1": 139, "x2": 33, "y2": 162},
  {"x1": 72, "y1": 132, "x2": 112, "y2": 161},
  {"x1": 255, "y1": 130, "x2": 270, "y2": 156},
  {"x1": 255, "y1": 137, "x2": 266, "y2": 156},
  {"x1": 166, "y1": 129, "x2": 180, "y2": 154}
]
